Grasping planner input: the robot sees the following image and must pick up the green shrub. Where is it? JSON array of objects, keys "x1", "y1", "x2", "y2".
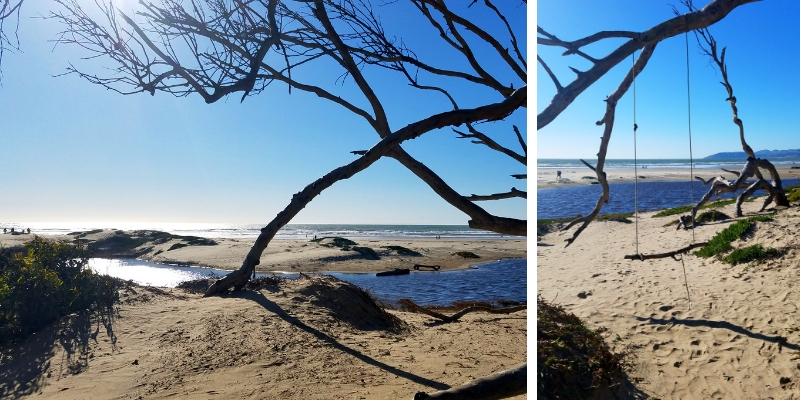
[
  {"x1": 453, "y1": 251, "x2": 480, "y2": 259},
  {"x1": 694, "y1": 215, "x2": 773, "y2": 258},
  {"x1": 652, "y1": 198, "x2": 739, "y2": 218},
  {"x1": 353, "y1": 246, "x2": 379, "y2": 260},
  {"x1": 788, "y1": 189, "x2": 800, "y2": 203},
  {"x1": 383, "y1": 246, "x2": 422, "y2": 256},
  {"x1": 723, "y1": 244, "x2": 779, "y2": 265},
  {"x1": 581, "y1": 176, "x2": 596, "y2": 180},
  {"x1": 0, "y1": 237, "x2": 124, "y2": 346},
  {"x1": 168, "y1": 243, "x2": 189, "y2": 251},
  {"x1": 694, "y1": 210, "x2": 731, "y2": 224},
  {"x1": 538, "y1": 297, "x2": 631, "y2": 399}
]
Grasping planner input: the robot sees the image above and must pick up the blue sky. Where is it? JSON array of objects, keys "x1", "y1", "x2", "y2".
[
  {"x1": 0, "y1": 0, "x2": 527, "y2": 225},
  {"x1": 537, "y1": 0, "x2": 800, "y2": 160}
]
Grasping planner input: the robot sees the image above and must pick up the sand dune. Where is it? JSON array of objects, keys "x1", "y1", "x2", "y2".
[
  {"x1": 538, "y1": 199, "x2": 800, "y2": 398},
  {"x1": 2, "y1": 276, "x2": 527, "y2": 399}
]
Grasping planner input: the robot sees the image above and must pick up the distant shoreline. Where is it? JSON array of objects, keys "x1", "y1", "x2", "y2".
[{"x1": 537, "y1": 165, "x2": 800, "y2": 189}]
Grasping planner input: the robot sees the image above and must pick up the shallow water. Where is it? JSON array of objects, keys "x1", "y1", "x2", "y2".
[
  {"x1": 537, "y1": 178, "x2": 800, "y2": 220},
  {"x1": 88, "y1": 258, "x2": 528, "y2": 306}
]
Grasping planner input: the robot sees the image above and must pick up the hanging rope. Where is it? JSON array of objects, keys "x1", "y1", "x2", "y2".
[
  {"x1": 686, "y1": 32, "x2": 696, "y2": 243},
  {"x1": 683, "y1": 31, "x2": 694, "y2": 310},
  {"x1": 632, "y1": 52, "x2": 640, "y2": 256}
]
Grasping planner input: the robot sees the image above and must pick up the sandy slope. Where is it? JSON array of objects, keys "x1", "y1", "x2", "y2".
[
  {"x1": 1, "y1": 276, "x2": 527, "y2": 399},
  {"x1": 538, "y1": 199, "x2": 800, "y2": 399}
]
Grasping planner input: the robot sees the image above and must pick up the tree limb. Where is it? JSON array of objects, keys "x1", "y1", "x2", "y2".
[
  {"x1": 413, "y1": 363, "x2": 527, "y2": 400},
  {"x1": 465, "y1": 188, "x2": 526, "y2": 201},
  {"x1": 563, "y1": 43, "x2": 656, "y2": 246},
  {"x1": 538, "y1": 0, "x2": 758, "y2": 130},
  {"x1": 537, "y1": 55, "x2": 561, "y2": 92},
  {"x1": 399, "y1": 299, "x2": 526, "y2": 323},
  {"x1": 624, "y1": 242, "x2": 708, "y2": 261},
  {"x1": 453, "y1": 124, "x2": 526, "y2": 165},
  {"x1": 205, "y1": 87, "x2": 527, "y2": 296}
]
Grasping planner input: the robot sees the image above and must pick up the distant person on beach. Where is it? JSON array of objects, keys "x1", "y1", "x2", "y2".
[
  {"x1": 2, "y1": 228, "x2": 5, "y2": 234},
  {"x1": 27, "y1": 228, "x2": 30, "y2": 234},
  {"x1": 556, "y1": 170, "x2": 561, "y2": 179}
]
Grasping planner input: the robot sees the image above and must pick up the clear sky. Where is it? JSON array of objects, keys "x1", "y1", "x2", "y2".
[
  {"x1": 0, "y1": 1, "x2": 527, "y2": 225},
  {"x1": 537, "y1": 0, "x2": 800, "y2": 160}
]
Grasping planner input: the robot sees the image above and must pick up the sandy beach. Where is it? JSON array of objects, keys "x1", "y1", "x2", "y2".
[
  {"x1": 0, "y1": 232, "x2": 526, "y2": 274},
  {"x1": 538, "y1": 196, "x2": 800, "y2": 398},
  {"x1": 0, "y1": 232, "x2": 527, "y2": 399},
  {"x1": 1, "y1": 276, "x2": 527, "y2": 399},
  {"x1": 537, "y1": 165, "x2": 800, "y2": 189}
]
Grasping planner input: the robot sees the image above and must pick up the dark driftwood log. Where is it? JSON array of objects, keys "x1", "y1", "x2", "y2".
[
  {"x1": 399, "y1": 299, "x2": 526, "y2": 323},
  {"x1": 413, "y1": 363, "x2": 527, "y2": 400},
  {"x1": 624, "y1": 242, "x2": 708, "y2": 261},
  {"x1": 413, "y1": 264, "x2": 441, "y2": 271}
]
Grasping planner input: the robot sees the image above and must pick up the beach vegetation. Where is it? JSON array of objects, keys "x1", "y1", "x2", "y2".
[
  {"x1": 352, "y1": 246, "x2": 379, "y2": 260},
  {"x1": 314, "y1": 237, "x2": 358, "y2": 249},
  {"x1": 86, "y1": 230, "x2": 216, "y2": 257},
  {"x1": 68, "y1": 229, "x2": 103, "y2": 238},
  {"x1": 652, "y1": 197, "x2": 749, "y2": 218},
  {"x1": 722, "y1": 244, "x2": 779, "y2": 265},
  {"x1": 382, "y1": 246, "x2": 422, "y2": 257},
  {"x1": 581, "y1": 176, "x2": 597, "y2": 180},
  {"x1": 538, "y1": 213, "x2": 633, "y2": 236},
  {"x1": 167, "y1": 243, "x2": 189, "y2": 251},
  {"x1": 538, "y1": 296, "x2": 632, "y2": 399},
  {"x1": 453, "y1": 251, "x2": 480, "y2": 258},
  {"x1": 694, "y1": 210, "x2": 731, "y2": 224},
  {"x1": 787, "y1": 188, "x2": 800, "y2": 203},
  {"x1": 694, "y1": 215, "x2": 774, "y2": 258},
  {"x1": 0, "y1": 237, "x2": 125, "y2": 346}
]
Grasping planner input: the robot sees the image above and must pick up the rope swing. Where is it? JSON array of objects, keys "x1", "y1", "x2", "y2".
[
  {"x1": 682, "y1": 31, "x2": 694, "y2": 310},
  {"x1": 632, "y1": 52, "x2": 640, "y2": 257},
  {"x1": 625, "y1": 36, "x2": 695, "y2": 310}
]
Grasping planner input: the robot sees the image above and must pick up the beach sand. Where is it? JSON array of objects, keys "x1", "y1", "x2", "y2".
[
  {"x1": 0, "y1": 233, "x2": 528, "y2": 399},
  {"x1": 2, "y1": 276, "x2": 527, "y2": 399},
  {"x1": 0, "y1": 232, "x2": 527, "y2": 274},
  {"x1": 538, "y1": 197, "x2": 800, "y2": 398},
  {"x1": 537, "y1": 165, "x2": 800, "y2": 189}
]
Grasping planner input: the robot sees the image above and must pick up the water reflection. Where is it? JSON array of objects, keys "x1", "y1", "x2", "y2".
[{"x1": 87, "y1": 258, "x2": 527, "y2": 306}]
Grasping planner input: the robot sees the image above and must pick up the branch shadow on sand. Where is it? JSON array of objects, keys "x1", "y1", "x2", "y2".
[
  {"x1": 236, "y1": 290, "x2": 451, "y2": 391},
  {"x1": 634, "y1": 316, "x2": 800, "y2": 350},
  {"x1": 0, "y1": 310, "x2": 117, "y2": 398}
]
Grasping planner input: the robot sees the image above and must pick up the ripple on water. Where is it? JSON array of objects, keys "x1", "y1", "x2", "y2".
[{"x1": 88, "y1": 258, "x2": 528, "y2": 306}]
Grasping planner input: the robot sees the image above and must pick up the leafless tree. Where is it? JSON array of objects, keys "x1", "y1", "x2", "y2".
[
  {"x1": 2, "y1": 0, "x2": 527, "y2": 396},
  {"x1": 675, "y1": 8, "x2": 789, "y2": 229},
  {"x1": 0, "y1": 0, "x2": 24, "y2": 74},
  {"x1": 38, "y1": 0, "x2": 527, "y2": 294},
  {"x1": 537, "y1": 0, "x2": 790, "y2": 247}
]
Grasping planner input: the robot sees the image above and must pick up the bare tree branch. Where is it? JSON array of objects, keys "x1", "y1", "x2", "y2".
[
  {"x1": 537, "y1": 55, "x2": 561, "y2": 92},
  {"x1": 563, "y1": 43, "x2": 656, "y2": 246},
  {"x1": 624, "y1": 242, "x2": 708, "y2": 261},
  {"x1": 399, "y1": 299, "x2": 526, "y2": 323},
  {"x1": 453, "y1": 124, "x2": 526, "y2": 165},
  {"x1": 537, "y1": 0, "x2": 758, "y2": 130},
  {"x1": 465, "y1": 187, "x2": 526, "y2": 201}
]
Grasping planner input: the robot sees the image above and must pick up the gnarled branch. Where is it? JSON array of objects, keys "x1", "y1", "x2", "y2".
[
  {"x1": 465, "y1": 187, "x2": 526, "y2": 201},
  {"x1": 538, "y1": 0, "x2": 758, "y2": 130},
  {"x1": 399, "y1": 299, "x2": 526, "y2": 323}
]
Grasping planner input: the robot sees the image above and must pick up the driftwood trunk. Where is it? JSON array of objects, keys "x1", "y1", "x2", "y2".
[
  {"x1": 685, "y1": 27, "x2": 788, "y2": 225},
  {"x1": 413, "y1": 363, "x2": 527, "y2": 400}
]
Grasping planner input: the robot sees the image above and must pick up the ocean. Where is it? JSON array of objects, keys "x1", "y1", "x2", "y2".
[
  {"x1": 0, "y1": 223, "x2": 523, "y2": 240},
  {"x1": 538, "y1": 158, "x2": 800, "y2": 220},
  {"x1": 538, "y1": 157, "x2": 800, "y2": 170}
]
